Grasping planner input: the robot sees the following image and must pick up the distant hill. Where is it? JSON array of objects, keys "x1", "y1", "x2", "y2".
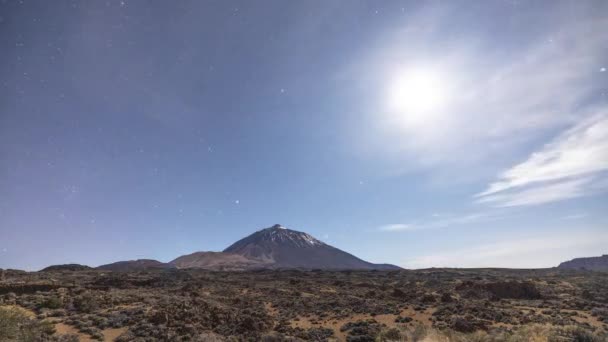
[
  {"x1": 223, "y1": 224, "x2": 400, "y2": 270},
  {"x1": 39, "y1": 264, "x2": 92, "y2": 272},
  {"x1": 170, "y1": 251, "x2": 267, "y2": 270},
  {"x1": 96, "y1": 259, "x2": 176, "y2": 272},
  {"x1": 558, "y1": 255, "x2": 608, "y2": 271}
]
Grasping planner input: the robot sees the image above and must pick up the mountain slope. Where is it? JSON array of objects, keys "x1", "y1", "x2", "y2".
[
  {"x1": 223, "y1": 224, "x2": 400, "y2": 270},
  {"x1": 96, "y1": 259, "x2": 175, "y2": 272},
  {"x1": 170, "y1": 251, "x2": 268, "y2": 270},
  {"x1": 40, "y1": 264, "x2": 92, "y2": 272},
  {"x1": 558, "y1": 255, "x2": 608, "y2": 271}
]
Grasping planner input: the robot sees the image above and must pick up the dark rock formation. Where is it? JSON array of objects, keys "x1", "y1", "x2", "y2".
[{"x1": 558, "y1": 255, "x2": 608, "y2": 272}]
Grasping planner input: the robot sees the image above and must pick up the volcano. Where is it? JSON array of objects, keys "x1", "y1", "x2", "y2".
[{"x1": 222, "y1": 224, "x2": 400, "y2": 270}]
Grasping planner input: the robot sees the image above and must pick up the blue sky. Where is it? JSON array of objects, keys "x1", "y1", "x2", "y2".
[{"x1": 1, "y1": 0, "x2": 607, "y2": 270}]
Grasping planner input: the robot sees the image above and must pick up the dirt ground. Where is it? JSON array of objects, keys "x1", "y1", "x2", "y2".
[{"x1": 1, "y1": 268, "x2": 607, "y2": 341}]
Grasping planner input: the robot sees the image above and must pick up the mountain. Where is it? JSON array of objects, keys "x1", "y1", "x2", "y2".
[
  {"x1": 223, "y1": 224, "x2": 400, "y2": 270},
  {"x1": 75, "y1": 225, "x2": 400, "y2": 272},
  {"x1": 170, "y1": 251, "x2": 268, "y2": 270},
  {"x1": 558, "y1": 255, "x2": 608, "y2": 272},
  {"x1": 40, "y1": 264, "x2": 92, "y2": 272},
  {"x1": 96, "y1": 259, "x2": 176, "y2": 272}
]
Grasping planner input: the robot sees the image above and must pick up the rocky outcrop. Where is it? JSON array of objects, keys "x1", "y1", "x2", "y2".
[
  {"x1": 558, "y1": 255, "x2": 608, "y2": 272},
  {"x1": 170, "y1": 251, "x2": 268, "y2": 270},
  {"x1": 39, "y1": 264, "x2": 92, "y2": 272},
  {"x1": 96, "y1": 259, "x2": 175, "y2": 272}
]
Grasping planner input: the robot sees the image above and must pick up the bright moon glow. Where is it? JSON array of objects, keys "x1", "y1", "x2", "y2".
[{"x1": 387, "y1": 68, "x2": 448, "y2": 126}]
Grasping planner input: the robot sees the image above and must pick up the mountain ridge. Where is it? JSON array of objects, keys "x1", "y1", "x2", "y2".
[
  {"x1": 96, "y1": 259, "x2": 176, "y2": 272},
  {"x1": 170, "y1": 251, "x2": 269, "y2": 270},
  {"x1": 46, "y1": 224, "x2": 400, "y2": 271},
  {"x1": 558, "y1": 255, "x2": 608, "y2": 272}
]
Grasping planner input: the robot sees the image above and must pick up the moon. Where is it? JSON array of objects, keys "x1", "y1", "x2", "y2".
[{"x1": 386, "y1": 68, "x2": 448, "y2": 126}]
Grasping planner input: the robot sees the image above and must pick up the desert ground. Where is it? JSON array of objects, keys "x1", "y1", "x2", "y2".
[{"x1": 1, "y1": 268, "x2": 607, "y2": 341}]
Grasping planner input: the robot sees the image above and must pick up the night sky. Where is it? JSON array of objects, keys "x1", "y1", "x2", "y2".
[{"x1": 1, "y1": 0, "x2": 607, "y2": 271}]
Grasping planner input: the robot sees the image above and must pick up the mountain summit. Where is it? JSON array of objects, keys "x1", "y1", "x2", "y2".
[
  {"x1": 223, "y1": 224, "x2": 399, "y2": 270},
  {"x1": 225, "y1": 224, "x2": 326, "y2": 252}
]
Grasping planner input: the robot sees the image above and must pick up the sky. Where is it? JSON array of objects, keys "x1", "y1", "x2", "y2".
[{"x1": 1, "y1": 0, "x2": 607, "y2": 271}]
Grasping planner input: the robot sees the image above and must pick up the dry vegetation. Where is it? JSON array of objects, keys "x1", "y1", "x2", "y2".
[{"x1": 1, "y1": 268, "x2": 607, "y2": 341}]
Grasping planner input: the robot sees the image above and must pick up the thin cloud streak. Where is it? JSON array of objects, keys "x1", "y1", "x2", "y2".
[
  {"x1": 378, "y1": 211, "x2": 505, "y2": 232},
  {"x1": 351, "y1": 6, "x2": 608, "y2": 172},
  {"x1": 378, "y1": 224, "x2": 415, "y2": 232},
  {"x1": 477, "y1": 177, "x2": 594, "y2": 207},
  {"x1": 476, "y1": 113, "x2": 608, "y2": 207},
  {"x1": 561, "y1": 213, "x2": 588, "y2": 220}
]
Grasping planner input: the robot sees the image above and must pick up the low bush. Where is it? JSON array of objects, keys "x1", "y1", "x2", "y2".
[
  {"x1": 40, "y1": 297, "x2": 63, "y2": 310},
  {"x1": 0, "y1": 306, "x2": 55, "y2": 341}
]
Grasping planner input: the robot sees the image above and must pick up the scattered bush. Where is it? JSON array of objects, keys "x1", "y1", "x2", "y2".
[
  {"x1": 0, "y1": 306, "x2": 55, "y2": 341},
  {"x1": 72, "y1": 293, "x2": 99, "y2": 313},
  {"x1": 394, "y1": 316, "x2": 413, "y2": 323}
]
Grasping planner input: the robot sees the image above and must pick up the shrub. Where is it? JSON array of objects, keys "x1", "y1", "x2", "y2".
[
  {"x1": 40, "y1": 296, "x2": 63, "y2": 309},
  {"x1": 378, "y1": 327, "x2": 402, "y2": 341},
  {"x1": 0, "y1": 306, "x2": 55, "y2": 341},
  {"x1": 565, "y1": 326, "x2": 606, "y2": 342},
  {"x1": 72, "y1": 293, "x2": 99, "y2": 313},
  {"x1": 394, "y1": 316, "x2": 413, "y2": 323},
  {"x1": 307, "y1": 327, "x2": 333, "y2": 340}
]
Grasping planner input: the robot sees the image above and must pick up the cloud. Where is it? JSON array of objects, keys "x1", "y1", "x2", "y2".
[
  {"x1": 378, "y1": 224, "x2": 415, "y2": 232},
  {"x1": 378, "y1": 211, "x2": 505, "y2": 232},
  {"x1": 476, "y1": 113, "x2": 608, "y2": 206},
  {"x1": 561, "y1": 213, "x2": 588, "y2": 220},
  {"x1": 348, "y1": 2, "x2": 608, "y2": 174},
  {"x1": 477, "y1": 177, "x2": 594, "y2": 207},
  {"x1": 402, "y1": 230, "x2": 608, "y2": 269}
]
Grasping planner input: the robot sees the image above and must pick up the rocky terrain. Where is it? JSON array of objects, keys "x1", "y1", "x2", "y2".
[
  {"x1": 1, "y1": 267, "x2": 607, "y2": 341},
  {"x1": 169, "y1": 251, "x2": 267, "y2": 271},
  {"x1": 559, "y1": 255, "x2": 608, "y2": 272},
  {"x1": 2, "y1": 226, "x2": 606, "y2": 341}
]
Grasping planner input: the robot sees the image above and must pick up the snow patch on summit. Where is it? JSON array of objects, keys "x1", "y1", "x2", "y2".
[{"x1": 262, "y1": 226, "x2": 324, "y2": 248}]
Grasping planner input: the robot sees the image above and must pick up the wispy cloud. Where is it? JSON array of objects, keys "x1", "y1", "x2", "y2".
[
  {"x1": 476, "y1": 113, "x2": 608, "y2": 206},
  {"x1": 378, "y1": 211, "x2": 504, "y2": 232},
  {"x1": 561, "y1": 213, "x2": 588, "y2": 220},
  {"x1": 477, "y1": 177, "x2": 595, "y2": 207},
  {"x1": 402, "y1": 230, "x2": 608, "y2": 269},
  {"x1": 378, "y1": 223, "x2": 415, "y2": 232},
  {"x1": 349, "y1": 3, "x2": 608, "y2": 176}
]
